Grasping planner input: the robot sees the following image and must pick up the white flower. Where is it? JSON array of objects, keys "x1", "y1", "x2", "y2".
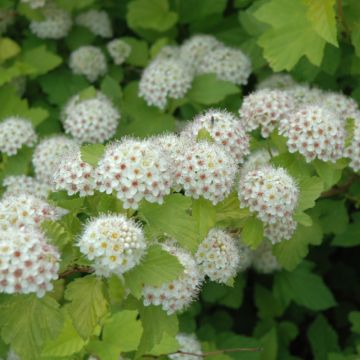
[
  {"x1": 20, "y1": 0, "x2": 46, "y2": 9},
  {"x1": 239, "y1": 89, "x2": 296, "y2": 138},
  {"x1": 169, "y1": 333, "x2": 202, "y2": 360},
  {"x1": 279, "y1": 105, "x2": 346, "y2": 163},
  {"x1": 53, "y1": 150, "x2": 97, "y2": 196},
  {"x1": 240, "y1": 149, "x2": 275, "y2": 176},
  {"x1": 257, "y1": 73, "x2": 297, "y2": 90},
  {"x1": 139, "y1": 58, "x2": 193, "y2": 110},
  {"x1": 30, "y1": 2, "x2": 72, "y2": 39},
  {"x1": 286, "y1": 84, "x2": 324, "y2": 106},
  {"x1": 32, "y1": 136, "x2": 79, "y2": 185},
  {"x1": 107, "y1": 39, "x2": 131, "y2": 65},
  {"x1": 61, "y1": 91, "x2": 120, "y2": 144},
  {"x1": 69, "y1": 46, "x2": 107, "y2": 82},
  {"x1": 76, "y1": 9, "x2": 112, "y2": 38},
  {"x1": 174, "y1": 141, "x2": 237, "y2": 205},
  {"x1": 197, "y1": 46, "x2": 251, "y2": 86},
  {"x1": 195, "y1": 229, "x2": 240, "y2": 283},
  {"x1": 0, "y1": 228, "x2": 60, "y2": 297},
  {"x1": 0, "y1": 195, "x2": 67, "y2": 231},
  {"x1": 96, "y1": 139, "x2": 174, "y2": 209},
  {"x1": 238, "y1": 166, "x2": 299, "y2": 226},
  {"x1": 0, "y1": 117, "x2": 37, "y2": 156},
  {"x1": 252, "y1": 241, "x2": 281, "y2": 274},
  {"x1": 237, "y1": 237, "x2": 253, "y2": 272},
  {"x1": 2, "y1": 176, "x2": 50, "y2": 199},
  {"x1": 345, "y1": 113, "x2": 360, "y2": 171},
  {"x1": 264, "y1": 217, "x2": 297, "y2": 244},
  {"x1": 78, "y1": 214, "x2": 146, "y2": 277},
  {"x1": 182, "y1": 109, "x2": 250, "y2": 163},
  {"x1": 142, "y1": 242, "x2": 202, "y2": 314}
]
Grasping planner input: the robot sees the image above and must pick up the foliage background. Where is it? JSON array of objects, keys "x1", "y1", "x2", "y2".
[{"x1": 0, "y1": 0, "x2": 360, "y2": 360}]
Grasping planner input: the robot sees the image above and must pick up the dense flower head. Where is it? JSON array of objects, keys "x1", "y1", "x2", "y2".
[
  {"x1": 0, "y1": 117, "x2": 37, "y2": 156},
  {"x1": 139, "y1": 58, "x2": 193, "y2": 110},
  {"x1": 287, "y1": 84, "x2": 324, "y2": 106},
  {"x1": 182, "y1": 109, "x2": 250, "y2": 163},
  {"x1": 174, "y1": 141, "x2": 237, "y2": 205},
  {"x1": 240, "y1": 149, "x2": 274, "y2": 176},
  {"x1": 264, "y1": 216, "x2": 297, "y2": 244},
  {"x1": 156, "y1": 45, "x2": 180, "y2": 60},
  {"x1": 252, "y1": 241, "x2": 281, "y2": 274},
  {"x1": 69, "y1": 46, "x2": 107, "y2": 82},
  {"x1": 107, "y1": 39, "x2": 131, "y2": 65},
  {"x1": 239, "y1": 89, "x2": 296, "y2": 138},
  {"x1": 78, "y1": 214, "x2": 146, "y2": 277},
  {"x1": 2, "y1": 175, "x2": 50, "y2": 199},
  {"x1": 279, "y1": 105, "x2": 346, "y2": 163},
  {"x1": 96, "y1": 139, "x2": 174, "y2": 209},
  {"x1": 0, "y1": 228, "x2": 60, "y2": 297},
  {"x1": 169, "y1": 333, "x2": 202, "y2": 360},
  {"x1": 32, "y1": 136, "x2": 80, "y2": 185},
  {"x1": 238, "y1": 166, "x2": 299, "y2": 225},
  {"x1": 0, "y1": 195, "x2": 67, "y2": 231},
  {"x1": 180, "y1": 34, "x2": 222, "y2": 71},
  {"x1": 76, "y1": 10, "x2": 112, "y2": 38},
  {"x1": 319, "y1": 91, "x2": 359, "y2": 122},
  {"x1": 142, "y1": 242, "x2": 202, "y2": 314},
  {"x1": 345, "y1": 115, "x2": 360, "y2": 171},
  {"x1": 30, "y1": 2, "x2": 72, "y2": 39},
  {"x1": 257, "y1": 73, "x2": 297, "y2": 90},
  {"x1": 0, "y1": 9, "x2": 15, "y2": 34},
  {"x1": 20, "y1": 0, "x2": 46, "y2": 9},
  {"x1": 53, "y1": 150, "x2": 97, "y2": 196},
  {"x1": 195, "y1": 229, "x2": 240, "y2": 283},
  {"x1": 61, "y1": 91, "x2": 120, "y2": 144},
  {"x1": 198, "y1": 46, "x2": 252, "y2": 86}
]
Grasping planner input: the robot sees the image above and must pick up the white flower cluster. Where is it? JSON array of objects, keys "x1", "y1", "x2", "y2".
[
  {"x1": 53, "y1": 150, "x2": 97, "y2": 196},
  {"x1": 240, "y1": 149, "x2": 273, "y2": 176},
  {"x1": 287, "y1": 84, "x2": 324, "y2": 106},
  {"x1": 257, "y1": 73, "x2": 297, "y2": 90},
  {"x1": 142, "y1": 243, "x2": 202, "y2": 314},
  {"x1": 346, "y1": 115, "x2": 360, "y2": 171},
  {"x1": 78, "y1": 215, "x2": 146, "y2": 277},
  {"x1": 76, "y1": 10, "x2": 112, "y2": 38},
  {"x1": 0, "y1": 194, "x2": 67, "y2": 231},
  {"x1": 195, "y1": 229, "x2": 240, "y2": 283},
  {"x1": 107, "y1": 39, "x2": 131, "y2": 65},
  {"x1": 69, "y1": 46, "x2": 107, "y2": 82},
  {"x1": 169, "y1": 333, "x2": 202, "y2": 360},
  {"x1": 30, "y1": 2, "x2": 72, "y2": 39},
  {"x1": 0, "y1": 228, "x2": 60, "y2": 297},
  {"x1": 139, "y1": 57, "x2": 193, "y2": 110},
  {"x1": 61, "y1": 91, "x2": 120, "y2": 144},
  {"x1": 32, "y1": 136, "x2": 79, "y2": 185},
  {"x1": 182, "y1": 109, "x2": 250, "y2": 163},
  {"x1": 198, "y1": 46, "x2": 252, "y2": 86},
  {"x1": 279, "y1": 105, "x2": 345, "y2": 163},
  {"x1": 96, "y1": 139, "x2": 173, "y2": 209},
  {"x1": 2, "y1": 175, "x2": 50, "y2": 199},
  {"x1": 0, "y1": 9, "x2": 15, "y2": 34},
  {"x1": 239, "y1": 89, "x2": 296, "y2": 137},
  {"x1": 174, "y1": 141, "x2": 237, "y2": 205},
  {"x1": 264, "y1": 217, "x2": 298, "y2": 244},
  {"x1": 238, "y1": 166, "x2": 299, "y2": 242},
  {"x1": 20, "y1": 0, "x2": 46, "y2": 9},
  {"x1": 252, "y1": 241, "x2": 281, "y2": 274},
  {"x1": 237, "y1": 237, "x2": 253, "y2": 272},
  {"x1": 0, "y1": 117, "x2": 37, "y2": 156}
]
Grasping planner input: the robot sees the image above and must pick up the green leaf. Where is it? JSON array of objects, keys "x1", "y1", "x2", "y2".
[
  {"x1": 0, "y1": 38, "x2": 21, "y2": 63},
  {"x1": 332, "y1": 212, "x2": 360, "y2": 247},
  {"x1": 241, "y1": 216, "x2": 264, "y2": 249},
  {"x1": 65, "y1": 276, "x2": 108, "y2": 339},
  {"x1": 100, "y1": 76, "x2": 122, "y2": 106},
  {"x1": 273, "y1": 263, "x2": 336, "y2": 310},
  {"x1": 215, "y1": 192, "x2": 251, "y2": 223},
  {"x1": 80, "y1": 144, "x2": 106, "y2": 167},
  {"x1": 127, "y1": 0, "x2": 178, "y2": 32},
  {"x1": 260, "y1": 327, "x2": 278, "y2": 360},
  {"x1": 124, "y1": 245, "x2": 184, "y2": 298},
  {"x1": 296, "y1": 176, "x2": 324, "y2": 212},
  {"x1": 21, "y1": 46, "x2": 62, "y2": 76},
  {"x1": 313, "y1": 159, "x2": 343, "y2": 190},
  {"x1": 255, "y1": 285, "x2": 284, "y2": 320},
  {"x1": 78, "y1": 86, "x2": 97, "y2": 101},
  {"x1": 255, "y1": 0, "x2": 326, "y2": 70},
  {"x1": 196, "y1": 128, "x2": 215, "y2": 143},
  {"x1": 177, "y1": 0, "x2": 227, "y2": 23},
  {"x1": 187, "y1": 74, "x2": 240, "y2": 105},
  {"x1": 273, "y1": 222, "x2": 323, "y2": 271},
  {"x1": 192, "y1": 197, "x2": 216, "y2": 240},
  {"x1": 307, "y1": 315, "x2": 340, "y2": 360},
  {"x1": 139, "y1": 194, "x2": 199, "y2": 252},
  {"x1": 349, "y1": 311, "x2": 360, "y2": 334},
  {"x1": 304, "y1": 0, "x2": 338, "y2": 46},
  {"x1": 0, "y1": 147, "x2": 33, "y2": 182},
  {"x1": 0, "y1": 295, "x2": 64, "y2": 360},
  {"x1": 88, "y1": 310, "x2": 143, "y2": 360},
  {"x1": 121, "y1": 37, "x2": 149, "y2": 67},
  {"x1": 41, "y1": 220, "x2": 73, "y2": 250},
  {"x1": 41, "y1": 312, "x2": 85, "y2": 357}
]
